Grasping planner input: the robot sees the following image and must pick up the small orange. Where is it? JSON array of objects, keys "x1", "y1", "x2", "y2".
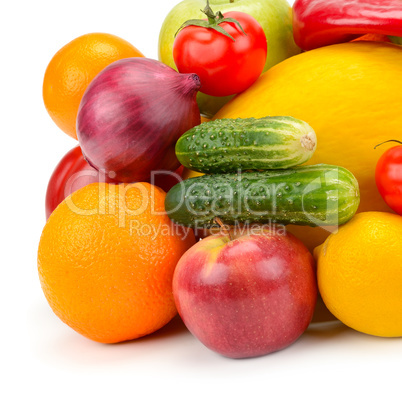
[
  {"x1": 43, "y1": 33, "x2": 144, "y2": 139},
  {"x1": 37, "y1": 182, "x2": 195, "y2": 343}
]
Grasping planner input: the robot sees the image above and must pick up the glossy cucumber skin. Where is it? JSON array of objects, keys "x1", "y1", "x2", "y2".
[
  {"x1": 175, "y1": 116, "x2": 317, "y2": 173},
  {"x1": 165, "y1": 164, "x2": 360, "y2": 228}
]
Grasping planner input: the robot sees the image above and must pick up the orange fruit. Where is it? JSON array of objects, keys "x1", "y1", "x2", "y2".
[
  {"x1": 43, "y1": 33, "x2": 144, "y2": 139},
  {"x1": 37, "y1": 182, "x2": 195, "y2": 343},
  {"x1": 316, "y1": 212, "x2": 402, "y2": 337}
]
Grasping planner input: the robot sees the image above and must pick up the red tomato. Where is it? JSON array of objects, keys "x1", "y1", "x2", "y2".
[
  {"x1": 45, "y1": 146, "x2": 112, "y2": 219},
  {"x1": 45, "y1": 146, "x2": 184, "y2": 219},
  {"x1": 375, "y1": 143, "x2": 402, "y2": 215},
  {"x1": 152, "y1": 165, "x2": 184, "y2": 193},
  {"x1": 173, "y1": 11, "x2": 267, "y2": 97}
]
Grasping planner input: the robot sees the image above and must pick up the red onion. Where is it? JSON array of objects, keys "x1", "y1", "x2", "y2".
[{"x1": 77, "y1": 58, "x2": 201, "y2": 182}]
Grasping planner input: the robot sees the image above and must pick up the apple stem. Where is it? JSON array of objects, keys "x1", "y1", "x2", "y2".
[{"x1": 214, "y1": 217, "x2": 233, "y2": 240}]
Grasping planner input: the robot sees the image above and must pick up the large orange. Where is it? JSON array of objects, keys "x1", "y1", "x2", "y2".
[
  {"x1": 43, "y1": 33, "x2": 144, "y2": 139},
  {"x1": 37, "y1": 182, "x2": 195, "y2": 343}
]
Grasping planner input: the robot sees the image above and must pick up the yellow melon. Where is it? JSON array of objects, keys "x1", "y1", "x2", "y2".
[{"x1": 215, "y1": 42, "x2": 401, "y2": 250}]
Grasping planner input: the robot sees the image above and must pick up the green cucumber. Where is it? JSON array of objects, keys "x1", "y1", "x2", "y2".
[
  {"x1": 175, "y1": 116, "x2": 317, "y2": 173},
  {"x1": 165, "y1": 164, "x2": 359, "y2": 228}
]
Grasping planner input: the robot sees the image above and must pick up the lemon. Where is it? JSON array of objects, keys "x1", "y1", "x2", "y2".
[{"x1": 316, "y1": 212, "x2": 402, "y2": 337}]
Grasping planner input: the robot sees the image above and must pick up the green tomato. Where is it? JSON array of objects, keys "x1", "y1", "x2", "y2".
[{"x1": 158, "y1": 0, "x2": 300, "y2": 117}]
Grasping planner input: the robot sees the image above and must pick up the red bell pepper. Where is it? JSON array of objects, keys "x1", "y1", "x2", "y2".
[{"x1": 293, "y1": 0, "x2": 402, "y2": 51}]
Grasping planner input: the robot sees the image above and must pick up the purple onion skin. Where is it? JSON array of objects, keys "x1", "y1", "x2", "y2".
[{"x1": 77, "y1": 58, "x2": 201, "y2": 183}]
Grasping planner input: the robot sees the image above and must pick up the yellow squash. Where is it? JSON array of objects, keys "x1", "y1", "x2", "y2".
[{"x1": 215, "y1": 41, "x2": 401, "y2": 250}]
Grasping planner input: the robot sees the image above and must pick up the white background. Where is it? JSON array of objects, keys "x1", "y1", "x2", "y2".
[{"x1": 2, "y1": 0, "x2": 401, "y2": 401}]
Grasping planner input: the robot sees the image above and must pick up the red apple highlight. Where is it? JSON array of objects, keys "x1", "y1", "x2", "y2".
[{"x1": 173, "y1": 225, "x2": 317, "y2": 359}]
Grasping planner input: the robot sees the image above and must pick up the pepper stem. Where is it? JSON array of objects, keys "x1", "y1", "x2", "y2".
[{"x1": 374, "y1": 139, "x2": 402, "y2": 149}]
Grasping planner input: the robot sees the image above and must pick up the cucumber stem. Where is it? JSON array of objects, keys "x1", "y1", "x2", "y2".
[{"x1": 301, "y1": 131, "x2": 316, "y2": 151}]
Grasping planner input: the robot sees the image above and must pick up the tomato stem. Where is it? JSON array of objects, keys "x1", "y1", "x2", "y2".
[
  {"x1": 374, "y1": 139, "x2": 402, "y2": 149},
  {"x1": 175, "y1": 0, "x2": 246, "y2": 41},
  {"x1": 203, "y1": 0, "x2": 220, "y2": 25}
]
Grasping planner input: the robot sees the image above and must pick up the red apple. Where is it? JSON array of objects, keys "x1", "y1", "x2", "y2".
[{"x1": 173, "y1": 225, "x2": 317, "y2": 359}]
